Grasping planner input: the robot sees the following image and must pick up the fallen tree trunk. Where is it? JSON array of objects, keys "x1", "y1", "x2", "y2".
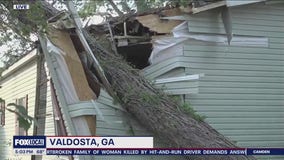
[
  {"x1": 3, "y1": 1, "x2": 256, "y2": 159},
  {"x1": 83, "y1": 31, "x2": 256, "y2": 160}
]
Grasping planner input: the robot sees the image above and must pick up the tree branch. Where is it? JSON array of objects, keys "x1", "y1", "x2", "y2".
[{"x1": 106, "y1": 0, "x2": 124, "y2": 17}]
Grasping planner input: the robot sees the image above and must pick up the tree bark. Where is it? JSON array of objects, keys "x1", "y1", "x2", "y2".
[{"x1": 82, "y1": 30, "x2": 256, "y2": 160}]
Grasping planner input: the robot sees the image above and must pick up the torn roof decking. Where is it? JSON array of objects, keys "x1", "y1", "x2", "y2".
[
  {"x1": 40, "y1": 25, "x2": 98, "y2": 139},
  {"x1": 135, "y1": 8, "x2": 184, "y2": 34},
  {"x1": 47, "y1": 27, "x2": 96, "y2": 101}
]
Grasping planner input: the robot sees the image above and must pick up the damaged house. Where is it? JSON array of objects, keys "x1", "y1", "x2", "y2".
[
  {"x1": 98, "y1": 0, "x2": 284, "y2": 159},
  {"x1": 0, "y1": 0, "x2": 283, "y2": 160}
]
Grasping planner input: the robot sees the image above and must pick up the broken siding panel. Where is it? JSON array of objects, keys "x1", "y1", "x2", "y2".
[
  {"x1": 156, "y1": 68, "x2": 185, "y2": 79},
  {"x1": 144, "y1": 63, "x2": 189, "y2": 79},
  {"x1": 162, "y1": 88, "x2": 199, "y2": 95},
  {"x1": 95, "y1": 90, "x2": 183, "y2": 160},
  {"x1": 186, "y1": 6, "x2": 284, "y2": 38},
  {"x1": 95, "y1": 90, "x2": 138, "y2": 136},
  {"x1": 154, "y1": 76, "x2": 200, "y2": 95},
  {"x1": 155, "y1": 81, "x2": 199, "y2": 89},
  {"x1": 150, "y1": 38, "x2": 185, "y2": 64},
  {"x1": 96, "y1": 90, "x2": 150, "y2": 135},
  {"x1": 143, "y1": 57, "x2": 190, "y2": 79}
]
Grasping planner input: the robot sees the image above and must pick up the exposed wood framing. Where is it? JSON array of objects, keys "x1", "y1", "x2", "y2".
[
  {"x1": 136, "y1": 8, "x2": 183, "y2": 34},
  {"x1": 66, "y1": 1, "x2": 116, "y2": 99}
]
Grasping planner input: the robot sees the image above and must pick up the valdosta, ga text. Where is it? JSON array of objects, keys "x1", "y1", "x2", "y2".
[{"x1": 49, "y1": 138, "x2": 115, "y2": 147}]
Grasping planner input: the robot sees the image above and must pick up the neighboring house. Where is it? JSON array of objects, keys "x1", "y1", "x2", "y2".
[
  {"x1": 0, "y1": 50, "x2": 61, "y2": 160},
  {"x1": 143, "y1": 1, "x2": 284, "y2": 160}
]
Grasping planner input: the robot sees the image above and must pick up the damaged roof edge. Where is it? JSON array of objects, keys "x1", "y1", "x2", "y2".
[
  {"x1": 192, "y1": 0, "x2": 267, "y2": 14},
  {"x1": 226, "y1": 0, "x2": 266, "y2": 7},
  {"x1": 192, "y1": 0, "x2": 226, "y2": 14}
]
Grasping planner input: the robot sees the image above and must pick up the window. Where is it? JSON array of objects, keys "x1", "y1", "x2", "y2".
[
  {"x1": 15, "y1": 95, "x2": 28, "y2": 135},
  {"x1": 0, "y1": 100, "x2": 5, "y2": 126}
]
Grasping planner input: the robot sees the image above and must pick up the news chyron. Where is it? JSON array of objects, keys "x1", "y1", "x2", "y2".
[
  {"x1": 13, "y1": 136, "x2": 284, "y2": 156},
  {"x1": 13, "y1": 136, "x2": 153, "y2": 155}
]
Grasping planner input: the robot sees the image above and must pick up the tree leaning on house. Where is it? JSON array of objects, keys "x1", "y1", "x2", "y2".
[{"x1": 0, "y1": 1, "x2": 256, "y2": 160}]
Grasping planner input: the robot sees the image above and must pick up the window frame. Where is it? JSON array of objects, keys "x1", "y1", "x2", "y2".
[{"x1": 15, "y1": 95, "x2": 28, "y2": 135}]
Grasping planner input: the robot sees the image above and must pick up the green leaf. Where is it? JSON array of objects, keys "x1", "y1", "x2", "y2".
[
  {"x1": 6, "y1": 102, "x2": 35, "y2": 130},
  {"x1": 17, "y1": 116, "x2": 32, "y2": 131},
  {"x1": 8, "y1": 103, "x2": 28, "y2": 115}
]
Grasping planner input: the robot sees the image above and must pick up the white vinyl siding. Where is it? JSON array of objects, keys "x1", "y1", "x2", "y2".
[
  {"x1": 184, "y1": 3, "x2": 284, "y2": 160},
  {"x1": 0, "y1": 55, "x2": 56, "y2": 160},
  {"x1": 0, "y1": 59, "x2": 37, "y2": 160}
]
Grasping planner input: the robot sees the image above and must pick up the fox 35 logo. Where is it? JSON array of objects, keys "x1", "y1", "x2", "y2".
[{"x1": 13, "y1": 136, "x2": 46, "y2": 148}]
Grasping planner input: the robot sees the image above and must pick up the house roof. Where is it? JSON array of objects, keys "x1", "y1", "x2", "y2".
[{"x1": 1, "y1": 49, "x2": 37, "y2": 80}]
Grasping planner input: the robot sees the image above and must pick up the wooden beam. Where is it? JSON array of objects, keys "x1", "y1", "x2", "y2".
[{"x1": 66, "y1": 1, "x2": 116, "y2": 99}]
